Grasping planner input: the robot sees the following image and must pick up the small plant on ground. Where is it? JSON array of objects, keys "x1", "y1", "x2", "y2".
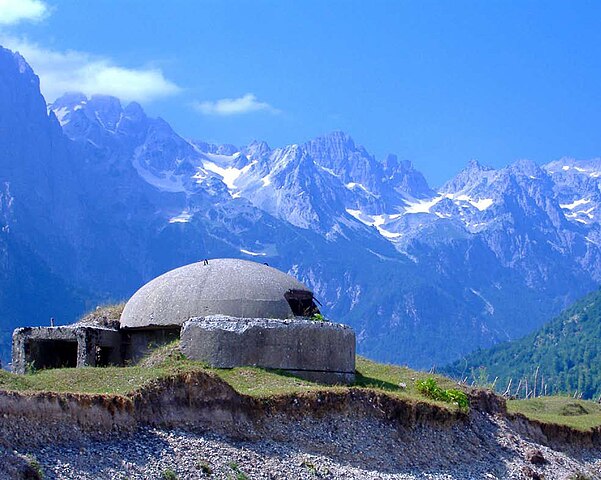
[
  {"x1": 301, "y1": 460, "x2": 318, "y2": 475},
  {"x1": 470, "y1": 366, "x2": 491, "y2": 388},
  {"x1": 416, "y1": 377, "x2": 469, "y2": 410},
  {"x1": 25, "y1": 455, "x2": 44, "y2": 479},
  {"x1": 25, "y1": 360, "x2": 37, "y2": 375},
  {"x1": 162, "y1": 468, "x2": 178, "y2": 480},
  {"x1": 310, "y1": 313, "x2": 327, "y2": 322},
  {"x1": 228, "y1": 462, "x2": 248, "y2": 480},
  {"x1": 197, "y1": 460, "x2": 212, "y2": 475},
  {"x1": 569, "y1": 473, "x2": 593, "y2": 480}
]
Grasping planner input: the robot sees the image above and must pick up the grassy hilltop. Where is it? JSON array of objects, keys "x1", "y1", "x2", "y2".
[{"x1": 1, "y1": 340, "x2": 601, "y2": 432}]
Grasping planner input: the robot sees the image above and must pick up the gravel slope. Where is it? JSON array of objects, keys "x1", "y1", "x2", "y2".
[{"x1": 6, "y1": 410, "x2": 601, "y2": 480}]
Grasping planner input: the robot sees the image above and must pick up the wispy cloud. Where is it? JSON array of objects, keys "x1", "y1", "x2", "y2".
[
  {"x1": 1, "y1": 36, "x2": 181, "y2": 102},
  {"x1": 193, "y1": 93, "x2": 279, "y2": 116},
  {"x1": 0, "y1": 0, "x2": 48, "y2": 25}
]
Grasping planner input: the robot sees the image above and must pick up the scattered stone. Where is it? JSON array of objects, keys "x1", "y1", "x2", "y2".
[
  {"x1": 526, "y1": 449, "x2": 546, "y2": 465},
  {"x1": 521, "y1": 465, "x2": 544, "y2": 479}
]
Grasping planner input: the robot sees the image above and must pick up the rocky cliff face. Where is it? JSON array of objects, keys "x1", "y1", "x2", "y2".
[
  {"x1": 2, "y1": 45, "x2": 601, "y2": 368},
  {"x1": 0, "y1": 48, "x2": 90, "y2": 360}
]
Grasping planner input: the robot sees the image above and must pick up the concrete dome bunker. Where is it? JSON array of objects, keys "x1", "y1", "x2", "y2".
[
  {"x1": 121, "y1": 258, "x2": 356, "y2": 384},
  {"x1": 120, "y1": 258, "x2": 320, "y2": 328}
]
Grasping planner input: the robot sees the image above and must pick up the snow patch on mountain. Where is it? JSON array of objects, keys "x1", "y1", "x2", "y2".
[
  {"x1": 468, "y1": 198, "x2": 494, "y2": 211},
  {"x1": 132, "y1": 156, "x2": 187, "y2": 193},
  {"x1": 560, "y1": 198, "x2": 591, "y2": 210},
  {"x1": 53, "y1": 107, "x2": 69, "y2": 124},
  {"x1": 169, "y1": 210, "x2": 192, "y2": 223},
  {"x1": 202, "y1": 161, "x2": 241, "y2": 190},
  {"x1": 240, "y1": 248, "x2": 267, "y2": 257},
  {"x1": 345, "y1": 209, "x2": 403, "y2": 239},
  {"x1": 345, "y1": 182, "x2": 377, "y2": 197},
  {"x1": 404, "y1": 194, "x2": 493, "y2": 215},
  {"x1": 470, "y1": 288, "x2": 495, "y2": 315},
  {"x1": 404, "y1": 197, "x2": 442, "y2": 214}
]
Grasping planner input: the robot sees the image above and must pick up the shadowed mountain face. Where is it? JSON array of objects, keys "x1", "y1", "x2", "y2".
[{"x1": 1, "y1": 45, "x2": 601, "y2": 368}]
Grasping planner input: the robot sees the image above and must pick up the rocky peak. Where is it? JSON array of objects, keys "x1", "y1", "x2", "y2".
[
  {"x1": 51, "y1": 93, "x2": 151, "y2": 137},
  {"x1": 318, "y1": 130, "x2": 356, "y2": 147},
  {"x1": 383, "y1": 154, "x2": 433, "y2": 199},
  {"x1": 0, "y1": 47, "x2": 35, "y2": 80},
  {"x1": 245, "y1": 140, "x2": 271, "y2": 160},
  {"x1": 304, "y1": 131, "x2": 362, "y2": 163},
  {"x1": 50, "y1": 92, "x2": 88, "y2": 110},
  {"x1": 382, "y1": 153, "x2": 401, "y2": 172},
  {"x1": 507, "y1": 159, "x2": 543, "y2": 178},
  {"x1": 0, "y1": 47, "x2": 48, "y2": 129},
  {"x1": 441, "y1": 160, "x2": 497, "y2": 195},
  {"x1": 124, "y1": 101, "x2": 145, "y2": 118},
  {"x1": 86, "y1": 95, "x2": 124, "y2": 131}
]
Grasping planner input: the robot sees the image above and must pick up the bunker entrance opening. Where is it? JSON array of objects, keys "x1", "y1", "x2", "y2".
[
  {"x1": 285, "y1": 289, "x2": 320, "y2": 317},
  {"x1": 95, "y1": 346, "x2": 113, "y2": 367},
  {"x1": 27, "y1": 339, "x2": 77, "y2": 370}
]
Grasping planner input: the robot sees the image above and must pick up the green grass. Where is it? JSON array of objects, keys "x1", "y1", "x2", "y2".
[
  {"x1": 0, "y1": 356, "x2": 461, "y2": 409},
  {"x1": 0, "y1": 341, "x2": 466, "y2": 412},
  {"x1": 508, "y1": 396, "x2": 601, "y2": 431},
  {"x1": 0, "y1": 364, "x2": 191, "y2": 395},
  {"x1": 212, "y1": 356, "x2": 466, "y2": 409}
]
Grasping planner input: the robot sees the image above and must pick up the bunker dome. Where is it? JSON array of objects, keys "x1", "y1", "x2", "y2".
[{"x1": 120, "y1": 258, "x2": 319, "y2": 328}]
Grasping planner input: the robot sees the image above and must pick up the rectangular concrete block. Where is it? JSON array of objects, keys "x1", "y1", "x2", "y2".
[{"x1": 180, "y1": 315, "x2": 356, "y2": 384}]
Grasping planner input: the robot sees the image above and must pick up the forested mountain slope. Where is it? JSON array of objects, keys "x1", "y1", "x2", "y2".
[{"x1": 445, "y1": 289, "x2": 601, "y2": 399}]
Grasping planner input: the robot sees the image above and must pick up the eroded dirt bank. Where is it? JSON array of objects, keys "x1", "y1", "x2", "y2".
[{"x1": 1, "y1": 371, "x2": 600, "y2": 479}]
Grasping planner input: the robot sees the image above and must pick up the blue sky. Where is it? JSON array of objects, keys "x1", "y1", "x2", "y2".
[{"x1": 1, "y1": 0, "x2": 601, "y2": 186}]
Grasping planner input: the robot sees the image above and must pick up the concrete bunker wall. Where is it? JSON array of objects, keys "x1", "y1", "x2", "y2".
[
  {"x1": 122, "y1": 327, "x2": 181, "y2": 364},
  {"x1": 180, "y1": 315, "x2": 356, "y2": 385},
  {"x1": 11, "y1": 326, "x2": 182, "y2": 373},
  {"x1": 12, "y1": 326, "x2": 122, "y2": 374}
]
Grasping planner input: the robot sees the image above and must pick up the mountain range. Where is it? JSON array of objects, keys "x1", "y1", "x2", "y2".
[{"x1": 1, "y1": 45, "x2": 601, "y2": 368}]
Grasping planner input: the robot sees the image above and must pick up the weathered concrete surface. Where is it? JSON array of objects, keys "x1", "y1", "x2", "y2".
[
  {"x1": 180, "y1": 315, "x2": 356, "y2": 384},
  {"x1": 12, "y1": 326, "x2": 121, "y2": 374},
  {"x1": 120, "y1": 258, "x2": 316, "y2": 329}
]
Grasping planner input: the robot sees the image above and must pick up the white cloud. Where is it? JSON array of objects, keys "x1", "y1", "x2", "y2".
[
  {"x1": 0, "y1": 0, "x2": 47, "y2": 25},
  {"x1": 193, "y1": 93, "x2": 278, "y2": 116},
  {"x1": 1, "y1": 36, "x2": 181, "y2": 102}
]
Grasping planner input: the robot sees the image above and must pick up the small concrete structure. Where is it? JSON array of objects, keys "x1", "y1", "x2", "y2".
[
  {"x1": 12, "y1": 325, "x2": 121, "y2": 374},
  {"x1": 12, "y1": 258, "x2": 356, "y2": 384},
  {"x1": 180, "y1": 316, "x2": 356, "y2": 384}
]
